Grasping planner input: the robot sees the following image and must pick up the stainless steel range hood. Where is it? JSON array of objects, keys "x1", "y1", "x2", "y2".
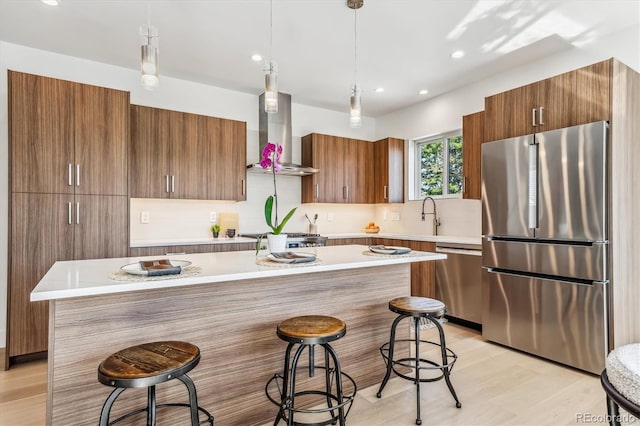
[{"x1": 247, "y1": 92, "x2": 318, "y2": 176}]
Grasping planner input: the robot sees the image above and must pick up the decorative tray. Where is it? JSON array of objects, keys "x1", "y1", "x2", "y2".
[
  {"x1": 368, "y1": 245, "x2": 412, "y2": 255},
  {"x1": 266, "y1": 252, "x2": 317, "y2": 264}
]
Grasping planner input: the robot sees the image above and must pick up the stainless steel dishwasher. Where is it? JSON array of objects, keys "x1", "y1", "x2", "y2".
[{"x1": 435, "y1": 242, "x2": 483, "y2": 326}]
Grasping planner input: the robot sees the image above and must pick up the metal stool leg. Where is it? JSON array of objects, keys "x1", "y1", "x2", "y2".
[
  {"x1": 324, "y1": 343, "x2": 346, "y2": 426},
  {"x1": 287, "y1": 344, "x2": 307, "y2": 426},
  {"x1": 431, "y1": 316, "x2": 461, "y2": 408},
  {"x1": 324, "y1": 345, "x2": 338, "y2": 423},
  {"x1": 146, "y1": 385, "x2": 157, "y2": 426},
  {"x1": 414, "y1": 316, "x2": 422, "y2": 425},
  {"x1": 274, "y1": 342, "x2": 294, "y2": 426},
  {"x1": 99, "y1": 387, "x2": 126, "y2": 426},
  {"x1": 607, "y1": 395, "x2": 621, "y2": 426},
  {"x1": 177, "y1": 374, "x2": 200, "y2": 426},
  {"x1": 377, "y1": 314, "x2": 405, "y2": 398}
]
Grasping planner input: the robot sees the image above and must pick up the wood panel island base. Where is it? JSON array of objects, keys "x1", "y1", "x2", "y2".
[{"x1": 32, "y1": 245, "x2": 445, "y2": 425}]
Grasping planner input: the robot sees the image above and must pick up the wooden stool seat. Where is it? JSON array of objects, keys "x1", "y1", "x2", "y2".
[
  {"x1": 98, "y1": 341, "x2": 200, "y2": 388},
  {"x1": 389, "y1": 296, "x2": 445, "y2": 316},
  {"x1": 277, "y1": 315, "x2": 346, "y2": 344},
  {"x1": 97, "y1": 341, "x2": 213, "y2": 426}
]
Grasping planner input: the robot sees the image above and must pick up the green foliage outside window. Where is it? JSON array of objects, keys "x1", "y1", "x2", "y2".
[{"x1": 418, "y1": 134, "x2": 463, "y2": 197}]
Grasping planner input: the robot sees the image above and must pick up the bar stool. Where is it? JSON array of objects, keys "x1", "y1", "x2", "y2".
[
  {"x1": 265, "y1": 315, "x2": 357, "y2": 426},
  {"x1": 97, "y1": 341, "x2": 214, "y2": 426},
  {"x1": 600, "y1": 343, "x2": 640, "y2": 426},
  {"x1": 376, "y1": 297, "x2": 461, "y2": 425}
]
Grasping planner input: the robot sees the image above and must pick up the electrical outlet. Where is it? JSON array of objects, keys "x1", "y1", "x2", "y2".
[
  {"x1": 210, "y1": 212, "x2": 217, "y2": 223},
  {"x1": 383, "y1": 210, "x2": 388, "y2": 221},
  {"x1": 391, "y1": 211, "x2": 400, "y2": 221},
  {"x1": 327, "y1": 212, "x2": 334, "y2": 222},
  {"x1": 140, "y1": 211, "x2": 150, "y2": 224}
]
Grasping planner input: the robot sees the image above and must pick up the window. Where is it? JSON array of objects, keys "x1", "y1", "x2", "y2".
[{"x1": 414, "y1": 131, "x2": 463, "y2": 198}]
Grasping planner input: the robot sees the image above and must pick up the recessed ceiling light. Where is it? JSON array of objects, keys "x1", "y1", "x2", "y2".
[
  {"x1": 418, "y1": 89, "x2": 429, "y2": 95},
  {"x1": 450, "y1": 50, "x2": 465, "y2": 59},
  {"x1": 375, "y1": 87, "x2": 385, "y2": 93},
  {"x1": 251, "y1": 54, "x2": 263, "y2": 62},
  {"x1": 41, "y1": 0, "x2": 59, "y2": 5}
]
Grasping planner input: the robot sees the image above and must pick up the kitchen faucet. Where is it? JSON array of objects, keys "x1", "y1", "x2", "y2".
[{"x1": 421, "y1": 196, "x2": 441, "y2": 235}]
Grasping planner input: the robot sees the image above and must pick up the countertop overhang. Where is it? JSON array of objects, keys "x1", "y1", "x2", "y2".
[{"x1": 31, "y1": 244, "x2": 446, "y2": 302}]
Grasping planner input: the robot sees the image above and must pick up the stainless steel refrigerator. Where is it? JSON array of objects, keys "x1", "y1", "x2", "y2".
[{"x1": 481, "y1": 121, "x2": 609, "y2": 374}]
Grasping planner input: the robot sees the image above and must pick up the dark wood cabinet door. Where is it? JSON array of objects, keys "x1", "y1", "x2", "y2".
[
  {"x1": 301, "y1": 134, "x2": 342, "y2": 203},
  {"x1": 462, "y1": 112, "x2": 484, "y2": 200},
  {"x1": 374, "y1": 137, "x2": 405, "y2": 204},
  {"x1": 129, "y1": 105, "x2": 172, "y2": 198},
  {"x1": 9, "y1": 193, "x2": 74, "y2": 357},
  {"x1": 574, "y1": 60, "x2": 611, "y2": 125},
  {"x1": 74, "y1": 84, "x2": 129, "y2": 195},
  {"x1": 73, "y1": 195, "x2": 128, "y2": 260},
  {"x1": 359, "y1": 140, "x2": 375, "y2": 203},
  {"x1": 484, "y1": 83, "x2": 538, "y2": 142},
  {"x1": 537, "y1": 70, "x2": 575, "y2": 133},
  {"x1": 9, "y1": 71, "x2": 74, "y2": 194},
  {"x1": 207, "y1": 117, "x2": 247, "y2": 201},
  {"x1": 220, "y1": 119, "x2": 247, "y2": 201}
]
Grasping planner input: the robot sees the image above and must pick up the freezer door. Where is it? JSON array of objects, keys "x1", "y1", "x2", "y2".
[
  {"x1": 482, "y1": 134, "x2": 534, "y2": 238},
  {"x1": 535, "y1": 121, "x2": 607, "y2": 241},
  {"x1": 482, "y1": 269, "x2": 607, "y2": 374}
]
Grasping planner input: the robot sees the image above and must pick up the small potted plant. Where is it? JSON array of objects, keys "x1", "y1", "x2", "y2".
[{"x1": 210, "y1": 224, "x2": 220, "y2": 238}]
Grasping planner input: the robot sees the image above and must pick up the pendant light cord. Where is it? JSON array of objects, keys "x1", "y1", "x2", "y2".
[
  {"x1": 354, "y1": 6, "x2": 357, "y2": 84},
  {"x1": 269, "y1": 0, "x2": 273, "y2": 63}
]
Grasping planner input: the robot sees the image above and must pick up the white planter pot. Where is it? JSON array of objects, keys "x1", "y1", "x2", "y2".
[{"x1": 267, "y1": 233, "x2": 288, "y2": 253}]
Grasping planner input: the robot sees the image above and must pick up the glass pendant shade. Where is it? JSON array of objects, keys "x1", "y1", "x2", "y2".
[
  {"x1": 350, "y1": 84, "x2": 362, "y2": 128},
  {"x1": 264, "y1": 61, "x2": 278, "y2": 113},
  {"x1": 140, "y1": 25, "x2": 159, "y2": 90},
  {"x1": 141, "y1": 44, "x2": 159, "y2": 89}
]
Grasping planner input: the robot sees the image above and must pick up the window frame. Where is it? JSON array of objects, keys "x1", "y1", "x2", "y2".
[{"x1": 412, "y1": 129, "x2": 463, "y2": 200}]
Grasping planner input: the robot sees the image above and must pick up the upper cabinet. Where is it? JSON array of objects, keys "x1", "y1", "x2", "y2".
[
  {"x1": 462, "y1": 112, "x2": 484, "y2": 200},
  {"x1": 484, "y1": 60, "x2": 611, "y2": 142},
  {"x1": 9, "y1": 71, "x2": 128, "y2": 195},
  {"x1": 302, "y1": 133, "x2": 405, "y2": 204},
  {"x1": 130, "y1": 105, "x2": 247, "y2": 201},
  {"x1": 374, "y1": 137, "x2": 405, "y2": 204}
]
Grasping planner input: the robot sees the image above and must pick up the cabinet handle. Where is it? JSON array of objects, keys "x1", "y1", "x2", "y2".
[
  {"x1": 315, "y1": 184, "x2": 319, "y2": 200},
  {"x1": 76, "y1": 202, "x2": 80, "y2": 224},
  {"x1": 343, "y1": 185, "x2": 349, "y2": 200},
  {"x1": 532, "y1": 108, "x2": 537, "y2": 127},
  {"x1": 68, "y1": 164, "x2": 73, "y2": 186},
  {"x1": 76, "y1": 164, "x2": 80, "y2": 187},
  {"x1": 539, "y1": 106, "x2": 544, "y2": 125},
  {"x1": 463, "y1": 176, "x2": 467, "y2": 195},
  {"x1": 171, "y1": 175, "x2": 175, "y2": 193},
  {"x1": 384, "y1": 185, "x2": 388, "y2": 200},
  {"x1": 165, "y1": 175, "x2": 169, "y2": 193},
  {"x1": 68, "y1": 202, "x2": 72, "y2": 225},
  {"x1": 242, "y1": 179, "x2": 246, "y2": 196}
]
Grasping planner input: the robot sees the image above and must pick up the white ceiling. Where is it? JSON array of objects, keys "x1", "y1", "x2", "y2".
[{"x1": 1, "y1": 0, "x2": 638, "y2": 117}]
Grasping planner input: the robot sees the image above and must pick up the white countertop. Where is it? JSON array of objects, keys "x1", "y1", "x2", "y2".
[
  {"x1": 31, "y1": 245, "x2": 446, "y2": 302},
  {"x1": 130, "y1": 233, "x2": 481, "y2": 248}
]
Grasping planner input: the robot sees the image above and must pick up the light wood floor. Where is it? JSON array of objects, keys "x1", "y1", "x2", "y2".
[{"x1": 0, "y1": 324, "x2": 607, "y2": 425}]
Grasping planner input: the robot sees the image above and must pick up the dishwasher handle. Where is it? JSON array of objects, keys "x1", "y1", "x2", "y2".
[{"x1": 436, "y1": 246, "x2": 482, "y2": 257}]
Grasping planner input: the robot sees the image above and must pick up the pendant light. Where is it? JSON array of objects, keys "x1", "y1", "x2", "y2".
[
  {"x1": 140, "y1": 5, "x2": 159, "y2": 90},
  {"x1": 348, "y1": 0, "x2": 363, "y2": 128},
  {"x1": 264, "y1": 0, "x2": 278, "y2": 113}
]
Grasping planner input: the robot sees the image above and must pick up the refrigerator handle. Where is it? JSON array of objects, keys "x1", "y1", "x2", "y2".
[{"x1": 528, "y1": 142, "x2": 538, "y2": 230}]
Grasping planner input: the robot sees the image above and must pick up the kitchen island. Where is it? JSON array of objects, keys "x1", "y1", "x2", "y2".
[{"x1": 32, "y1": 245, "x2": 445, "y2": 425}]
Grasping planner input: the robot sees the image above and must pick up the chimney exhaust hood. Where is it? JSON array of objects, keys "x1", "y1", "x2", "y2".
[{"x1": 247, "y1": 92, "x2": 318, "y2": 176}]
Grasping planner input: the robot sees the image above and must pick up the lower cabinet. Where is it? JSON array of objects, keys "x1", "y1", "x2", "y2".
[
  {"x1": 7, "y1": 193, "x2": 128, "y2": 364},
  {"x1": 130, "y1": 242, "x2": 255, "y2": 257}
]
